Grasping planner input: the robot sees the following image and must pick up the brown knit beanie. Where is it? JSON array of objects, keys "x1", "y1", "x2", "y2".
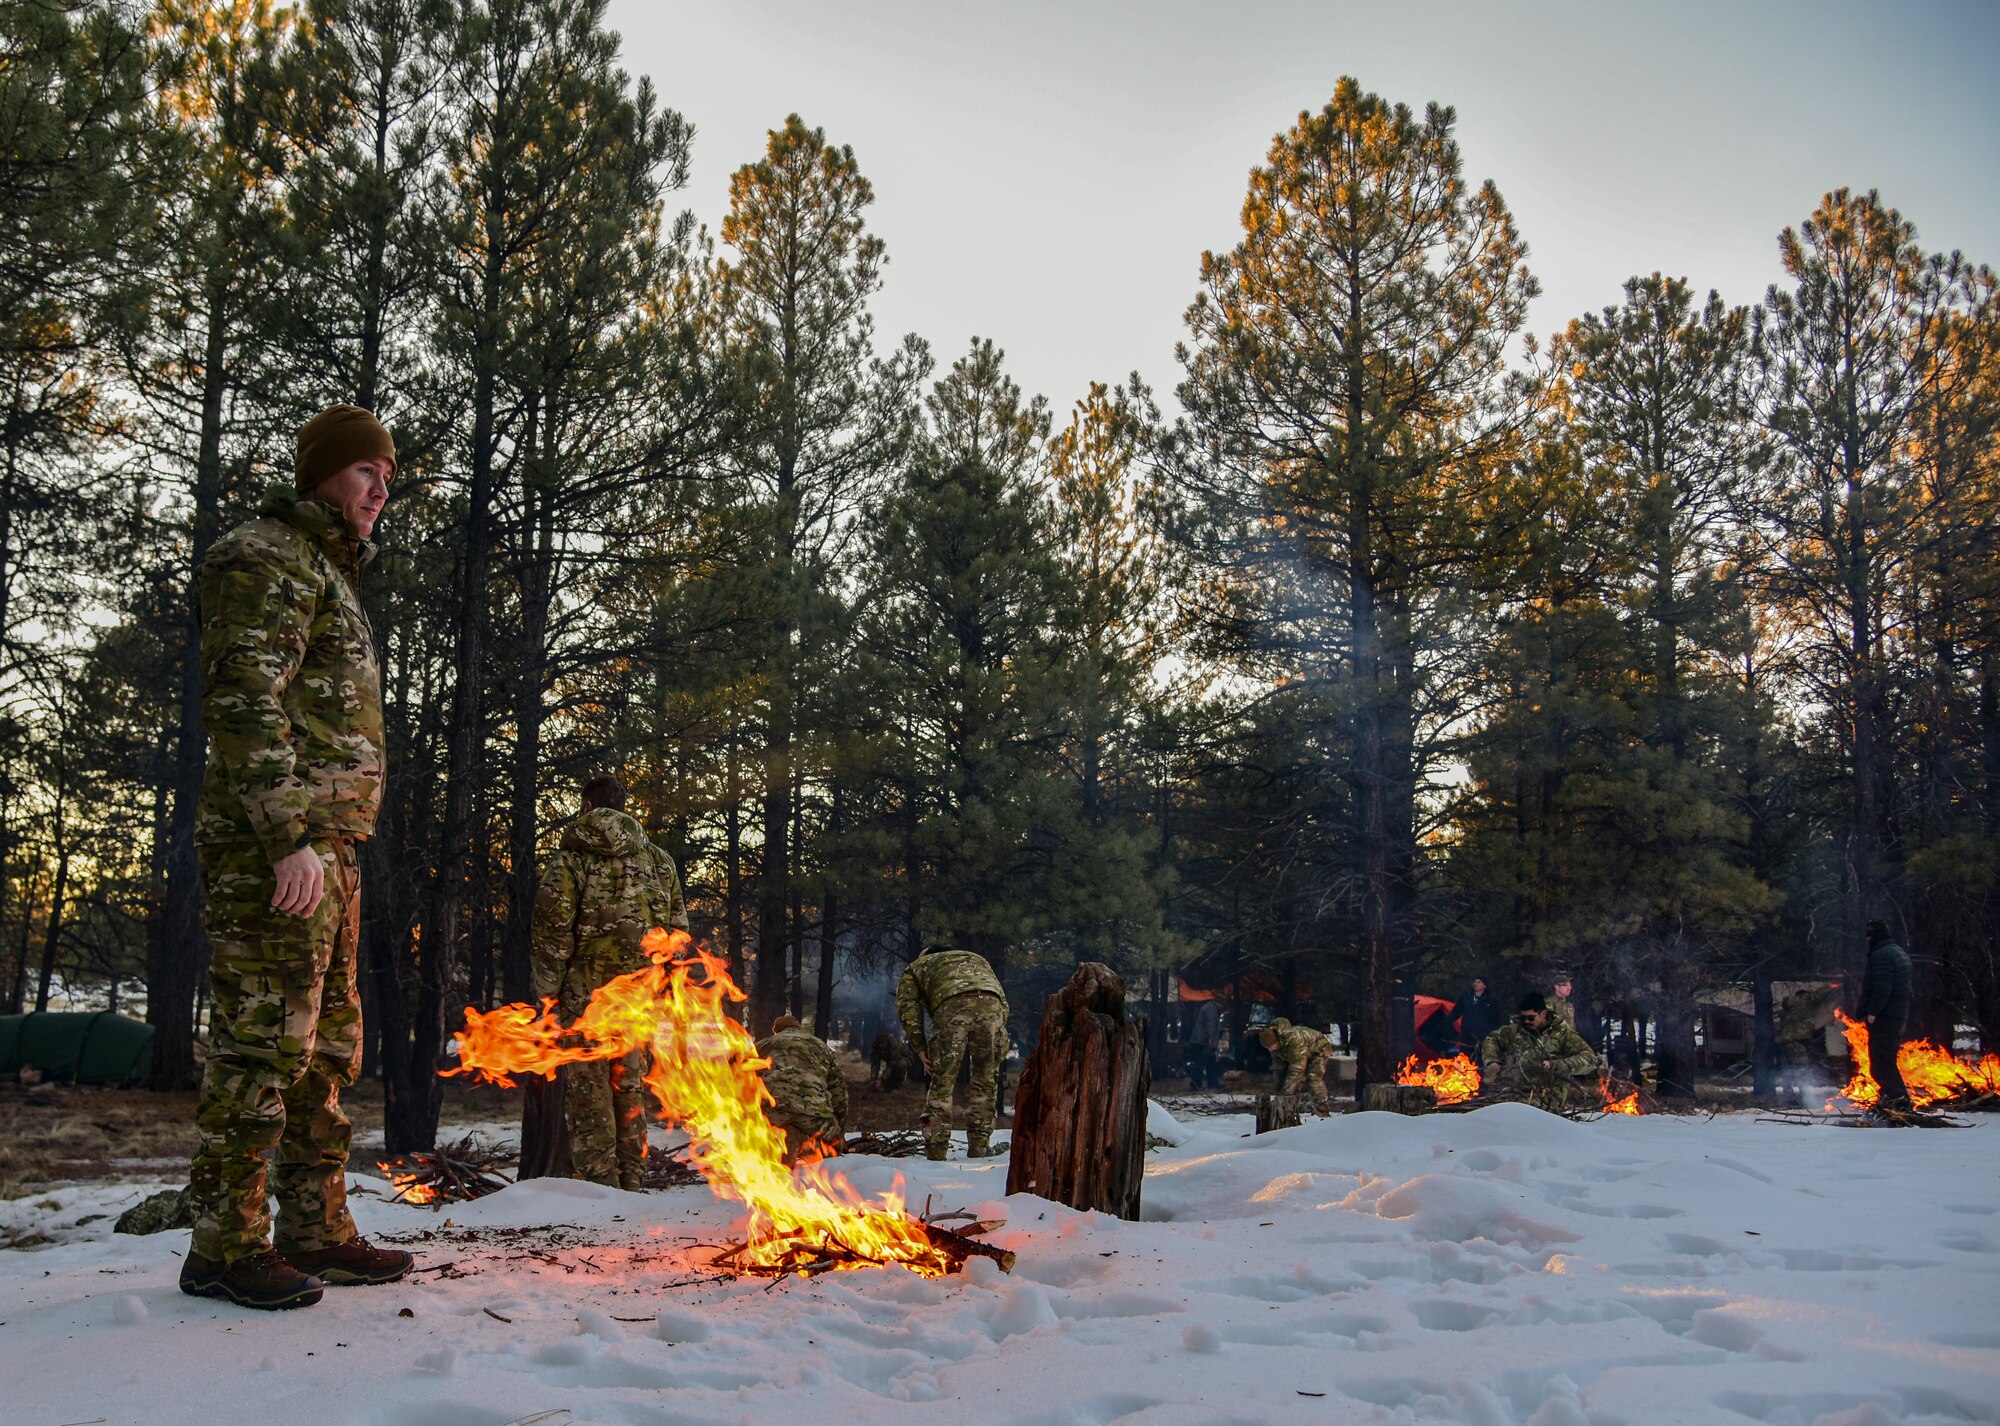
[
  {"x1": 295, "y1": 405, "x2": 396, "y2": 492},
  {"x1": 771, "y1": 1014, "x2": 802, "y2": 1034}
]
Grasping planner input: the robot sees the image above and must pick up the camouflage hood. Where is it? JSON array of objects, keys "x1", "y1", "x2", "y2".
[
  {"x1": 561, "y1": 807, "x2": 652, "y2": 860},
  {"x1": 260, "y1": 484, "x2": 377, "y2": 566}
]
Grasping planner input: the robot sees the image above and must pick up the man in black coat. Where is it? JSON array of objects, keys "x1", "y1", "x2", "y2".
[
  {"x1": 1455, "y1": 976, "x2": 1503, "y2": 1058},
  {"x1": 1858, "y1": 919, "x2": 1914, "y2": 1112}
]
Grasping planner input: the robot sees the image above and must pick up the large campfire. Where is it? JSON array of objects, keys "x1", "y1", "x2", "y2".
[
  {"x1": 1827, "y1": 1010, "x2": 2000, "y2": 1112},
  {"x1": 449, "y1": 929, "x2": 1010, "y2": 1277}
]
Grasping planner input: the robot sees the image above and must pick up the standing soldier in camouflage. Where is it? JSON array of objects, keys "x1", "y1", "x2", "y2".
[
  {"x1": 1258, "y1": 1018, "x2": 1333, "y2": 1110},
  {"x1": 1549, "y1": 971, "x2": 1578, "y2": 1031},
  {"x1": 1481, "y1": 993, "x2": 1599, "y2": 1111},
  {"x1": 757, "y1": 1014, "x2": 848, "y2": 1164},
  {"x1": 532, "y1": 773, "x2": 689, "y2": 1190},
  {"x1": 182, "y1": 405, "x2": 414, "y2": 1310},
  {"x1": 897, "y1": 943, "x2": 1010, "y2": 1160}
]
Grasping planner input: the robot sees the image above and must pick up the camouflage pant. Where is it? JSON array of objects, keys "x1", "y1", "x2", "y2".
[
  {"x1": 1277, "y1": 1046, "x2": 1331, "y2": 1103},
  {"x1": 569, "y1": 1050, "x2": 648, "y2": 1189},
  {"x1": 189, "y1": 836, "x2": 361, "y2": 1265},
  {"x1": 923, "y1": 993, "x2": 1008, "y2": 1153}
]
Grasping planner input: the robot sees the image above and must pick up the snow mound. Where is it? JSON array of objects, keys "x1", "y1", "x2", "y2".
[{"x1": 1145, "y1": 1099, "x2": 1194, "y2": 1146}]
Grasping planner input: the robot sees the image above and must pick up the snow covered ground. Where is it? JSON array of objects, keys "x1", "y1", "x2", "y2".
[{"x1": 1, "y1": 1104, "x2": 1994, "y2": 1426}]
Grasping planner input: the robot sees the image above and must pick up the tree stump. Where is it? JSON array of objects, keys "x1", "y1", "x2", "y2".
[
  {"x1": 1361, "y1": 1083, "x2": 1437, "y2": 1115},
  {"x1": 1005, "y1": 963, "x2": 1149, "y2": 1220},
  {"x1": 1255, "y1": 1094, "x2": 1302, "y2": 1134},
  {"x1": 516, "y1": 1066, "x2": 574, "y2": 1181}
]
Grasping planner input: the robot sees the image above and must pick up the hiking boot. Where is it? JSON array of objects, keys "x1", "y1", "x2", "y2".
[
  {"x1": 924, "y1": 1143, "x2": 949, "y2": 1162},
  {"x1": 180, "y1": 1249, "x2": 324, "y2": 1310},
  {"x1": 282, "y1": 1235, "x2": 415, "y2": 1286}
]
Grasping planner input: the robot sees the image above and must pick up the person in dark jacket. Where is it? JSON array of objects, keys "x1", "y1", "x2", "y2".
[
  {"x1": 1858, "y1": 919, "x2": 1914, "y2": 1112},
  {"x1": 1187, "y1": 999, "x2": 1224, "y2": 1089},
  {"x1": 1455, "y1": 977, "x2": 1502, "y2": 1056}
]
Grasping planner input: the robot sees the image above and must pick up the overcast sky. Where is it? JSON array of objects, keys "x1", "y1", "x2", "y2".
[{"x1": 608, "y1": 0, "x2": 2000, "y2": 415}]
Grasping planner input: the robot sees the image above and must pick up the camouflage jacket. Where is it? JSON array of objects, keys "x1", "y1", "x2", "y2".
[
  {"x1": 1267, "y1": 1018, "x2": 1331, "y2": 1089},
  {"x1": 531, "y1": 808, "x2": 689, "y2": 1013},
  {"x1": 196, "y1": 486, "x2": 384, "y2": 858},
  {"x1": 896, "y1": 948, "x2": 1007, "y2": 1055},
  {"x1": 756, "y1": 1026, "x2": 848, "y2": 1131},
  {"x1": 1480, "y1": 1019, "x2": 1597, "y2": 1080}
]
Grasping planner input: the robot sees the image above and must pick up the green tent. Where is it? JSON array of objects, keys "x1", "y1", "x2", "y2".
[{"x1": 0, "y1": 1012, "x2": 155, "y2": 1087}]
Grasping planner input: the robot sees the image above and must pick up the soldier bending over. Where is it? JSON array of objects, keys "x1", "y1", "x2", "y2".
[
  {"x1": 758, "y1": 1015, "x2": 848, "y2": 1164},
  {"x1": 897, "y1": 943, "x2": 1009, "y2": 1160},
  {"x1": 1260, "y1": 1018, "x2": 1333, "y2": 1111}
]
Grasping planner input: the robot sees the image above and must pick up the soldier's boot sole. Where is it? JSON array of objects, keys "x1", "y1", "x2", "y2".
[
  {"x1": 311, "y1": 1259, "x2": 413, "y2": 1286},
  {"x1": 179, "y1": 1266, "x2": 324, "y2": 1310}
]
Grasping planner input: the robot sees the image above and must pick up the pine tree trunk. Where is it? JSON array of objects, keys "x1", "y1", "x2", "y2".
[
  {"x1": 1005, "y1": 962, "x2": 1149, "y2": 1221},
  {"x1": 1751, "y1": 958, "x2": 1779, "y2": 1101},
  {"x1": 152, "y1": 280, "x2": 231, "y2": 1091},
  {"x1": 1655, "y1": 994, "x2": 1698, "y2": 1100},
  {"x1": 517, "y1": 1068, "x2": 573, "y2": 1181}
]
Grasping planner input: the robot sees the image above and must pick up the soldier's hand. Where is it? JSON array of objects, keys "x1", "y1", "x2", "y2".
[
  {"x1": 271, "y1": 846, "x2": 326, "y2": 918},
  {"x1": 918, "y1": 1052, "x2": 930, "y2": 1074},
  {"x1": 1540, "y1": 1059, "x2": 1552, "y2": 1071}
]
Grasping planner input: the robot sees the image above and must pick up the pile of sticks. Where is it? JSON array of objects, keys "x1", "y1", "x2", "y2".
[
  {"x1": 640, "y1": 1149, "x2": 706, "y2": 1189},
  {"x1": 710, "y1": 1211, "x2": 1013, "y2": 1280},
  {"x1": 839, "y1": 1129, "x2": 930, "y2": 1157},
  {"x1": 376, "y1": 1133, "x2": 514, "y2": 1204}
]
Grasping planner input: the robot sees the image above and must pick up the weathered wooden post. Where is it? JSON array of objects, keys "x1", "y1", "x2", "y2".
[
  {"x1": 1254, "y1": 1093, "x2": 1305, "y2": 1133},
  {"x1": 1361, "y1": 1083, "x2": 1438, "y2": 1115},
  {"x1": 1006, "y1": 962, "x2": 1150, "y2": 1220}
]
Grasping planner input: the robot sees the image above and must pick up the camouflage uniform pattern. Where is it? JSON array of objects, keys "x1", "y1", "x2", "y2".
[
  {"x1": 1266, "y1": 1018, "x2": 1332, "y2": 1102},
  {"x1": 189, "y1": 837, "x2": 364, "y2": 1264},
  {"x1": 756, "y1": 1026, "x2": 849, "y2": 1163},
  {"x1": 1550, "y1": 994, "x2": 1577, "y2": 1031},
  {"x1": 897, "y1": 948, "x2": 1009, "y2": 1157},
  {"x1": 1480, "y1": 1018, "x2": 1599, "y2": 1110},
  {"x1": 187, "y1": 487, "x2": 383, "y2": 1267},
  {"x1": 531, "y1": 806, "x2": 689, "y2": 1189},
  {"x1": 196, "y1": 487, "x2": 384, "y2": 862}
]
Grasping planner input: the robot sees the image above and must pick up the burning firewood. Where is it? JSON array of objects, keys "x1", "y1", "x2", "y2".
[
  {"x1": 1828, "y1": 1012, "x2": 2000, "y2": 1113},
  {"x1": 710, "y1": 1215, "x2": 1015, "y2": 1279},
  {"x1": 1395, "y1": 1053, "x2": 1480, "y2": 1105},
  {"x1": 376, "y1": 1133, "x2": 515, "y2": 1205},
  {"x1": 447, "y1": 932, "x2": 1027, "y2": 1277}
]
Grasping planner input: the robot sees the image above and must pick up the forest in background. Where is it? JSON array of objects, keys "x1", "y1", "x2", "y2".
[{"x1": 3, "y1": 0, "x2": 1996, "y2": 1148}]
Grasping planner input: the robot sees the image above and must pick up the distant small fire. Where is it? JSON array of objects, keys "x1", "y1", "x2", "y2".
[
  {"x1": 1396, "y1": 1053, "x2": 1480, "y2": 1105},
  {"x1": 1600, "y1": 1086, "x2": 1641, "y2": 1116},
  {"x1": 1829, "y1": 1010, "x2": 2000, "y2": 1111}
]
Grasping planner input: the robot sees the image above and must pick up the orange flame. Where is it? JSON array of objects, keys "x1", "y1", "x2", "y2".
[
  {"x1": 1601, "y1": 1088, "x2": 1641, "y2": 1115},
  {"x1": 1396, "y1": 1053, "x2": 1480, "y2": 1105},
  {"x1": 1829, "y1": 1010, "x2": 2000, "y2": 1111},
  {"x1": 449, "y1": 929, "x2": 953, "y2": 1276},
  {"x1": 376, "y1": 1164, "x2": 439, "y2": 1204}
]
